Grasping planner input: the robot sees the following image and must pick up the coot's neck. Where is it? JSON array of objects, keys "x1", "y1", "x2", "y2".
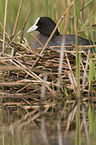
[{"x1": 42, "y1": 30, "x2": 60, "y2": 38}]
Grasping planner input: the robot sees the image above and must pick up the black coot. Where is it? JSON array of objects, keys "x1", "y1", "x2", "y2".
[{"x1": 27, "y1": 17, "x2": 94, "y2": 51}]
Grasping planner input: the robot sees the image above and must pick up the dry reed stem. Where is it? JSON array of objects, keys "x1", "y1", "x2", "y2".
[
  {"x1": 65, "y1": 53, "x2": 77, "y2": 93},
  {"x1": 0, "y1": 22, "x2": 10, "y2": 41},
  {"x1": 12, "y1": 0, "x2": 24, "y2": 37},
  {"x1": 82, "y1": 49, "x2": 90, "y2": 95},
  {"x1": 5, "y1": 31, "x2": 21, "y2": 51},
  {"x1": 20, "y1": 8, "x2": 32, "y2": 43},
  {"x1": 3, "y1": 0, "x2": 8, "y2": 53},
  {"x1": 57, "y1": 5, "x2": 70, "y2": 93},
  {"x1": 31, "y1": 33, "x2": 44, "y2": 47}
]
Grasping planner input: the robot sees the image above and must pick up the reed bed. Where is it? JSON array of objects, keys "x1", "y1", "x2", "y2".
[{"x1": 0, "y1": 0, "x2": 96, "y2": 136}]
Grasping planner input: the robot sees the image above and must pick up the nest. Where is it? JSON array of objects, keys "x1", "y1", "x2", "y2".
[{"x1": 0, "y1": 30, "x2": 96, "y2": 125}]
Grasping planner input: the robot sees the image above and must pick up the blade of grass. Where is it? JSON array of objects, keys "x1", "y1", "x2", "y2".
[
  {"x1": 88, "y1": 58, "x2": 94, "y2": 97},
  {"x1": 80, "y1": 0, "x2": 93, "y2": 12},
  {"x1": 88, "y1": 103, "x2": 94, "y2": 145}
]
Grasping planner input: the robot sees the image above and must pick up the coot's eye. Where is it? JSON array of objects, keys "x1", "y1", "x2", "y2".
[{"x1": 39, "y1": 20, "x2": 44, "y2": 24}]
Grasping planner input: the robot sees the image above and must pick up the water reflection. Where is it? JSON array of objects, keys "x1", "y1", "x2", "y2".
[
  {"x1": 0, "y1": 93, "x2": 96, "y2": 145},
  {"x1": 0, "y1": 108, "x2": 75, "y2": 145}
]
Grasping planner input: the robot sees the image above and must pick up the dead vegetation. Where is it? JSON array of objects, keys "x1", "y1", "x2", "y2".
[{"x1": 0, "y1": 0, "x2": 96, "y2": 125}]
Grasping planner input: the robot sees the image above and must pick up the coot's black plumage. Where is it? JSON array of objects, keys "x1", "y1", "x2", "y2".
[{"x1": 27, "y1": 17, "x2": 93, "y2": 51}]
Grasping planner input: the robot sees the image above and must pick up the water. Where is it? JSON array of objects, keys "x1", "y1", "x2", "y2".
[
  {"x1": 0, "y1": 107, "x2": 76, "y2": 145},
  {"x1": 1, "y1": 103, "x2": 95, "y2": 145},
  {"x1": 0, "y1": 89, "x2": 96, "y2": 145}
]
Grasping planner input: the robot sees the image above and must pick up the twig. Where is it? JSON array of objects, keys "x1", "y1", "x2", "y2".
[
  {"x1": 31, "y1": 33, "x2": 44, "y2": 47},
  {"x1": 0, "y1": 22, "x2": 10, "y2": 41},
  {"x1": 12, "y1": 0, "x2": 24, "y2": 37},
  {"x1": 4, "y1": 31, "x2": 21, "y2": 51},
  {"x1": 20, "y1": 8, "x2": 32, "y2": 43}
]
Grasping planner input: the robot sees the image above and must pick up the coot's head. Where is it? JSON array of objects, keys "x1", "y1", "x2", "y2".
[{"x1": 27, "y1": 17, "x2": 60, "y2": 36}]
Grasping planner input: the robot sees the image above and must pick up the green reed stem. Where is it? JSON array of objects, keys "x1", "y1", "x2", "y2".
[
  {"x1": 88, "y1": 103, "x2": 94, "y2": 145},
  {"x1": 73, "y1": 0, "x2": 81, "y2": 145}
]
